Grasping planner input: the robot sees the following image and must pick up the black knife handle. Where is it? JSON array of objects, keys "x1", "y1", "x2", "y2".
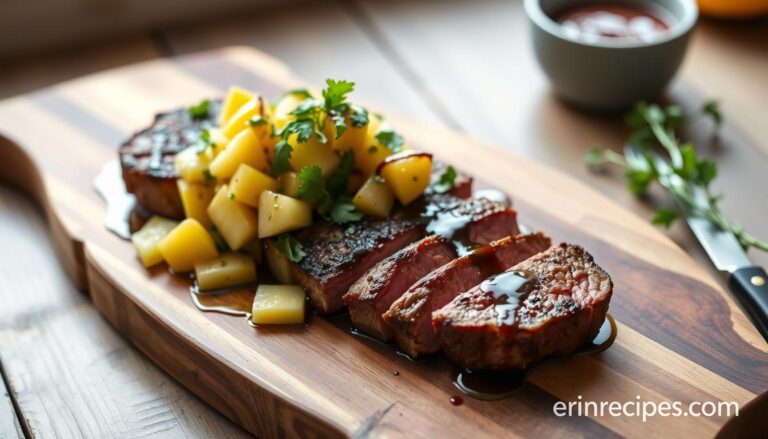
[{"x1": 729, "y1": 266, "x2": 768, "y2": 342}]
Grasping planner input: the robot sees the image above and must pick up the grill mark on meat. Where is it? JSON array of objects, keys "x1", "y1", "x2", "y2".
[
  {"x1": 384, "y1": 233, "x2": 552, "y2": 358},
  {"x1": 343, "y1": 201, "x2": 520, "y2": 341},
  {"x1": 119, "y1": 100, "x2": 221, "y2": 218},
  {"x1": 432, "y1": 243, "x2": 613, "y2": 370}
]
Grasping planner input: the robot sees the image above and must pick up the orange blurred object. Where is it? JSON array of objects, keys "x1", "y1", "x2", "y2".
[{"x1": 697, "y1": 0, "x2": 768, "y2": 19}]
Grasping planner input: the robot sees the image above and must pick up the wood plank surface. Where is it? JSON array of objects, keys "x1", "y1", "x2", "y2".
[
  {"x1": 354, "y1": 0, "x2": 768, "y2": 282},
  {"x1": 0, "y1": 47, "x2": 765, "y2": 438},
  {"x1": 0, "y1": 186, "x2": 248, "y2": 437}
]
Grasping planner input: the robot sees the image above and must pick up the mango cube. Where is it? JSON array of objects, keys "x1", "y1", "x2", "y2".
[
  {"x1": 288, "y1": 134, "x2": 340, "y2": 176},
  {"x1": 131, "y1": 216, "x2": 179, "y2": 267},
  {"x1": 353, "y1": 176, "x2": 395, "y2": 218},
  {"x1": 175, "y1": 146, "x2": 213, "y2": 184},
  {"x1": 229, "y1": 164, "x2": 279, "y2": 208},
  {"x1": 177, "y1": 180, "x2": 215, "y2": 229},
  {"x1": 194, "y1": 252, "x2": 257, "y2": 291},
  {"x1": 258, "y1": 191, "x2": 313, "y2": 238},
  {"x1": 222, "y1": 97, "x2": 269, "y2": 140},
  {"x1": 207, "y1": 185, "x2": 260, "y2": 251},
  {"x1": 209, "y1": 128, "x2": 271, "y2": 179},
  {"x1": 157, "y1": 218, "x2": 218, "y2": 272},
  {"x1": 265, "y1": 240, "x2": 294, "y2": 284},
  {"x1": 251, "y1": 285, "x2": 306, "y2": 325},
  {"x1": 218, "y1": 86, "x2": 254, "y2": 126},
  {"x1": 279, "y1": 171, "x2": 301, "y2": 198},
  {"x1": 378, "y1": 153, "x2": 432, "y2": 205}
]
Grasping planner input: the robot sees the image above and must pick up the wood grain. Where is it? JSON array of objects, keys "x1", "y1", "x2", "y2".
[
  {"x1": 0, "y1": 47, "x2": 766, "y2": 437},
  {"x1": 0, "y1": 186, "x2": 248, "y2": 438}
]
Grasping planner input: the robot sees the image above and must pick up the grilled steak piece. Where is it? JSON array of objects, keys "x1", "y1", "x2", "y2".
[
  {"x1": 433, "y1": 243, "x2": 613, "y2": 370},
  {"x1": 269, "y1": 194, "x2": 513, "y2": 314},
  {"x1": 344, "y1": 236, "x2": 457, "y2": 340},
  {"x1": 281, "y1": 216, "x2": 426, "y2": 313},
  {"x1": 344, "y1": 202, "x2": 521, "y2": 341},
  {"x1": 119, "y1": 101, "x2": 220, "y2": 218},
  {"x1": 384, "y1": 233, "x2": 551, "y2": 358}
]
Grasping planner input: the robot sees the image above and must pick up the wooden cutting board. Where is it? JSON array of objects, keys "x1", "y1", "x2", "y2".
[{"x1": 0, "y1": 47, "x2": 766, "y2": 438}]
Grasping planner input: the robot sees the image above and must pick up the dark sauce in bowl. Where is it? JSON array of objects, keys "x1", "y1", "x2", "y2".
[{"x1": 553, "y1": 3, "x2": 672, "y2": 43}]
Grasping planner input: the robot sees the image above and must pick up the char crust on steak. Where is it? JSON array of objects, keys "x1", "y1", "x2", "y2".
[
  {"x1": 384, "y1": 233, "x2": 552, "y2": 357},
  {"x1": 119, "y1": 101, "x2": 221, "y2": 218},
  {"x1": 343, "y1": 200, "x2": 520, "y2": 341},
  {"x1": 432, "y1": 243, "x2": 613, "y2": 370}
]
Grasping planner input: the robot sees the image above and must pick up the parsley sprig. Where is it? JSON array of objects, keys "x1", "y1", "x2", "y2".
[
  {"x1": 296, "y1": 151, "x2": 362, "y2": 224},
  {"x1": 275, "y1": 234, "x2": 305, "y2": 263},
  {"x1": 586, "y1": 101, "x2": 768, "y2": 253}
]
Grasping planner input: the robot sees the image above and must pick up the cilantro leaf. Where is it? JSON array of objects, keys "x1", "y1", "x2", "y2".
[
  {"x1": 329, "y1": 110, "x2": 347, "y2": 139},
  {"x1": 375, "y1": 129, "x2": 405, "y2": 153},
  {"x1": 270, "y1": 140, "x2": 293, "y2": 175},
  {"x1": 196, "y1": 129, "x2": 215, "y2": 154},
  {"x1": 275, "y1": 234, "x2": 305, "y2": 262},
  {"x1": 676, "y1": 143, "x2": 697, "y2": 180},
  {"x1": 585, "y1": 148, "x2": 605, "y2": 167},
  {"x1": 696, "y1": 159, "x2": 717, "y2": 188},
  {"x1": 624, "y1": 169, "x2": 654, "y2": 195},
  {"x1": 203, "y1": 168, "x2": 215, "y2": 186},
  {"x1": 330, "y1": 196, "x2": 363, "y2": 224},
  {"x1": 286, "y1": 119, "x2": 316, "y2": 143},
  {"x1": 432, "y1": 165, "x2": 457, "y2": 194},
  {"x1": 323, "y1": 79, "x2": 355, "y2": 110},
  {"x1": 188, "y1": 99, "x2": 210, "y2": 118},
  {"x1": 652, "y1": 208, "x2": 679, "y2": 228},
  {"x1": 701, "y1": 100, "x2": 721, "y2": 126},
  {"x1": 348, "y1": 105, "x2": 369, "y2": 128},
  {"x1": 297, "y1": 166, "x2": 326, "y2": 200}
]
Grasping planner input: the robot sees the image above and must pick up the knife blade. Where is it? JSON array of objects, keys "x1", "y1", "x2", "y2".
[{"x1": 624, "y1": 145, "x2": 768, "y2": 341}]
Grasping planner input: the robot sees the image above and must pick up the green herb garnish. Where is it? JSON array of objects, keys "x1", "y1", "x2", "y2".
[
  {"x1": 196, "y1": 129, "x2": 215, "y2": 155},
  {"x1": 202, "y1": 168, "x2": 215, "y2": 186},
  {"x1": 275, "y1": 234, "x2": 305, "y2": 262},
  {"x1": 587, "y1": 100, "x2": 768, "y2": 252},
  {"x1": 432, "y1": 165, "x2": 457, "y2": 194},
  {"x1": 329, "y1": 196, "x2": 363, "y2": 224},
  {"x1": 188, "y1": 99, "x2": 210, "y2": 118},
  {"x1": 375, "y1": 129, "x2": 405, "y2": 153}
]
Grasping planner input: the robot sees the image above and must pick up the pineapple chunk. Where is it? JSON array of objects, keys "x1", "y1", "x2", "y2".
[
  {"x1": 209, "y1": 128, "x2": 271, "y2": 179},
  {"x1": 222, "y1": 97, "x2": 269, "y2": 140},
  {"x1": 157, "y1": 218, "x2": 218, "y2": 272},
  {"x1": 329, "y1": 110, "x2": 368, "y2": 152},
  {"x1": 207, "y1": 185, "x2": 259, "y2": 250},
  {"x1": 279, "y1": 171, "x2": 301, "y2": 198},
  {"x1": 258, "y1": 191, "x2": 313, "y2": 238},
  {"x1": 229, "y1": 164, "x2": 279, "y2": 208},
  {"x1": 265, "y1": 240, "x2": 293, "y2": 283},
  {"x1": 378, "y1": 152, "x2": 433, "y2": 205},
  {"x1": 218, "y1": 86, "x2": 254, "y2": 126},
  {"x1": 177, "y1": 180, "x2": 215, "y2": 229},
  {"x1": 175, "y1": 146, "x2": 213, "y2": 184},
  {"x1": 251, "y1": 285, "x2": 306, "y2": 325},
  {"x1": 353, "y1": 176, "x2": 395, "y2": 218},
  {"x1": 288, "y1": 133, "x2": 340, "y2": 176},
  {"x1": 131, "y1": 216, "x2": 179, "y2": 267},
  {"x1": 194, "y1": 252, "x2": 257, "y2": 291}
]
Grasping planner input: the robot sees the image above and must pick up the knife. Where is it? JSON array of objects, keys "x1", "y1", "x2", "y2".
[{"x1": 624, "y1": 146, "x2": 768, "y2": 342}]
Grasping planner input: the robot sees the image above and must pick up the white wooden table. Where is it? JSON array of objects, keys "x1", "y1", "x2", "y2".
[{"x1": 1, "y1": 0, "x2": 766, "y2": 436}]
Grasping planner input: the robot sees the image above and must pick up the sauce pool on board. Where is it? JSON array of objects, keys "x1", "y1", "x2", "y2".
[{"x1": 552, "y1": 3, "x2": 672, "y2": 43}]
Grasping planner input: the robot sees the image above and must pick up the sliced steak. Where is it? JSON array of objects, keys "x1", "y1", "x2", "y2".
[
  {"x1": 278, "y1": 216, "x2": 426, "y2": 314},
  {"x1": 272, "y1": 194, "x2": 512, "y2": 314},
  {"x1": 433, "y1": 243, "x2": 613, "y2": 370},
  {"x1": 344, "y1": 235, "x2": 456, "y2": 339},
  {"x1": 384, "y1": 233, "x2": 551, "y2": 358},
  {"x1": 119, "y1": 101, "x2": 220, "y2": 218},
  {"x1": 344, "y1": 202, "x2": 520, "y2": 341}
]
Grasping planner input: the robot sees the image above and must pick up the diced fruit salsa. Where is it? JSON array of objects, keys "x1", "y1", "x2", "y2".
[{"x1": 130, "y1": 79, "x2": 453, "y2": 324}]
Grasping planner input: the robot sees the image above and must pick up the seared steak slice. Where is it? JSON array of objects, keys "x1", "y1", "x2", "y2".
[
  {"x1": 119, "y1": 101, "x2": 220, "y2": 218},
  {"x1": 283, "y1": 217, "x2": 426, "y2": 313},
  {"x1": 344, "y1": 202, "x2": 521, "y2": 341},
  {"x1": 344, "y1": 235, "x2": 457, "y2": 340},
  {"x1": 384, "y1": 233, "x2": 551, "y2": 357},
  {"x1": 433, "y1": 243, "x2": 613, "y2": 370}
]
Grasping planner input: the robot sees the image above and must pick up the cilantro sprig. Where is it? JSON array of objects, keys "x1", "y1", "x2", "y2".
[
  {"x1": 188, "y1": 99, "x2": 210, "y2": 118},
  {"x1": 296, "y1": 151, "x2": 362, "y2": 224},
  {"x1": 432, "y1": 165, "x2": 457, "y2": 194},
  {"x1": 586, "y1": 101, "x2": 768, "y2": 253},
  {"x1": 275, "y1": 234, "x2": 305, "y2": 262}
]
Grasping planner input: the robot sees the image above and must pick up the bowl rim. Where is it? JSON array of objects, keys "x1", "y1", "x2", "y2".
[{"x1": 524, "y1": 0, "x2": 698, "y2": 49}]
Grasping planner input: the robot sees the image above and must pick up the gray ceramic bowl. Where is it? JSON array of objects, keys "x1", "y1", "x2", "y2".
[{"x1": 525, "y1": 0, "x2": 698, "y2": 111}]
